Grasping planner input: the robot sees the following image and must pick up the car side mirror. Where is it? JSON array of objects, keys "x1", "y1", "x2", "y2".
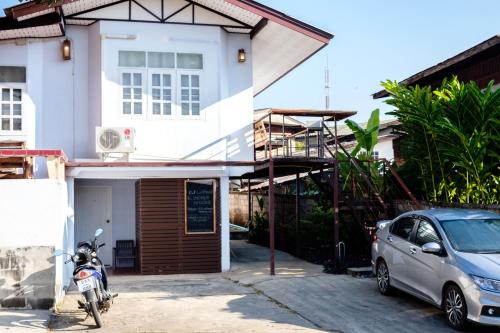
[{"x1": 422, "y1": 242, "x2": 442, "y2": 255}]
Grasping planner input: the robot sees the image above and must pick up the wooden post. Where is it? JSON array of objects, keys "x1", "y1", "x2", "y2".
[
  {"x1": 248, "y1": 178, "x2": 252, "y2": 227},
  {"x1": 333, "y1": 160, "x2": 340, "y2": 268},
  {"x1": 268, "y1": 110, "x2": 276, "y2": 275},
  {"x1": 295, "y1": 173, "x2": 300, "y2": 256},
  {"x1": 333, "y1": 116, "x2": 340, "y2": 268},
  {"x1": 47, "y1": 156, "x2": 65, "y2": 182},
  {"x1": 269, "y1": 159, "x2": 275, "y2": 275},
  {"x1": 282, "y1": 114, "x2": 285, "y2": 157},
  {"x1": 268, "y1": 113, "x2": 272, "y2": 160}
]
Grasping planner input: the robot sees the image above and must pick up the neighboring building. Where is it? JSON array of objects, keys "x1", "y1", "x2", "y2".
[
  {"x1": 0, "y1": 0, "x2": 332, "y2": 308},
  {"x1": 254, "y1": 108, "x2": 307, "y2": 159},
  {"x1": 331, "y1": 119, "x2": 400, "y2": 161},
  {"x1": 373, "y1": 35, "x2": 500, "y2": 99}
]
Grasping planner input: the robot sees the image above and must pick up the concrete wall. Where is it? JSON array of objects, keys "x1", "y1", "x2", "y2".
[{"x1": 0, "y1": 179, "x2": 71, "y2": 309}]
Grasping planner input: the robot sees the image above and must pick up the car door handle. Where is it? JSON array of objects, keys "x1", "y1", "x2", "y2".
[
  {"x1": 409, "y1": 247, "x2": 417, "y2": 255},
  {"x1": 387, "y1": 236, "x2": 393, "y2": 243}
]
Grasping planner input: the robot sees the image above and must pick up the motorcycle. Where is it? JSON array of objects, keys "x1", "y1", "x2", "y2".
[{"x1": 54, "y1": 228, "x2": 116, "y2": 328}]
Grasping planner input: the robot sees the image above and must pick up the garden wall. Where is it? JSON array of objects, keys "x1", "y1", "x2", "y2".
[
  {"x1": 229, "y1": 192, "x2": 317, "y2": 227},
  {"x1": 0, "y1": 180, "x2": 72, "y2": 309}
]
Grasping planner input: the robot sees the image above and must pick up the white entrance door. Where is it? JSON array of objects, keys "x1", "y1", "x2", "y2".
[{"x1": 75, "y1": 187, "x2": 113, "y2": 267}]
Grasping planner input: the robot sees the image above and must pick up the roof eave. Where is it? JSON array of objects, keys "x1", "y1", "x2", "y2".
[
  {"x1": 373, "y1": 35, "x2": 500, "y2": 99},
  {"x1": 226, "y1": 0, "x2": 333, "y2": 44}
]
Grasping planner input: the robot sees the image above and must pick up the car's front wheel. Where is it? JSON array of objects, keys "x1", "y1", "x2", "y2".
[
  {"x1": 376, "y1": 259, "x2": 392, "y2": 295},
  {"x1": 444, "y1": 284, "x2": 468, "y2": 330}
]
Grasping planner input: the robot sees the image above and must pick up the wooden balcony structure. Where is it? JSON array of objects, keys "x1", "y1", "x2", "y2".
[
  {"x1": 0, "y1": 144, "x2": 67, "y2": 181},
  {"x1": 241, "y1": 108, "x2": 421, "y2": 275}
]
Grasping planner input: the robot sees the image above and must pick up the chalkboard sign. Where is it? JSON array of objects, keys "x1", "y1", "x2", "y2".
[{"x1": 185, "y1": 180, "x2": 216, "y2": 234}]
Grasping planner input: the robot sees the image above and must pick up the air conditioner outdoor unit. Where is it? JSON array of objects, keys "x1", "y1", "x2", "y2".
[{"x1": 96, "y1": 127, "x2": 135, "y2": 154}]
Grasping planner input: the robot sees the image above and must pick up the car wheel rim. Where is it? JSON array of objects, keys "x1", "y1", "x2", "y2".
[
  {"x1": 446, "y1": 289, "x2": 463, "y2": 326},
  {"x1": 377, "y1": 263, "x2": 389, "y2": 292}
]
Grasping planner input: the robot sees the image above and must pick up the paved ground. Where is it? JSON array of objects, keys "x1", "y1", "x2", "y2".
[
  {"x1": 0, "y1": 309, "x2": 49, "y2": 332},
  {"x1": 9, "y1": 240, "x2": 500, "y2": 332}
]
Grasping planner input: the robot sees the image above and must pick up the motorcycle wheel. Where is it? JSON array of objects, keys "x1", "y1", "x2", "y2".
[{"x1": 89, "y1": 301, "x2": 103, "y2": 328}]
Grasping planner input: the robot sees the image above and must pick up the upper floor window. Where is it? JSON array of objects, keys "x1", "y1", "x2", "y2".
[
  {"x1": 121, "y1": 72, "x2": 144, "y2": 115},
  {"x1": 118, "y1": 51, "x2": 203, "y2": 118},
  {"x1": 150, "y1": 72, "x2": 173, "y2": 117},
  {"x1": 180, "y1": 73, "x2": 200, "y2": 116},
  {"x1": 0, "y1": 66, "x2": 26, "y2": 134}
]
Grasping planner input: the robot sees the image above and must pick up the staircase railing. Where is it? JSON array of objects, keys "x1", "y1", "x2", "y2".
[
  {"x1": 322, "y1": 124, "x2": 387, "y2": 214},
  {"x1": 322, "y1": 122, "x2": 421, "y2": 211}
]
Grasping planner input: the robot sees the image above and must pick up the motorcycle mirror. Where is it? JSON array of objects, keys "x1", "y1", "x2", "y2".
[
  {"x1": 53, "y1": 249, "x2": 65, "y2": 257},
  {"x1": 95, "y1": 228, "x2": 104, "y2": 238}
]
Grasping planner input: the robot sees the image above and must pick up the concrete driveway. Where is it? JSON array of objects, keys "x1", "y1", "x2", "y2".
[
  {"x1": 0, "y1": 309, "x2": 49, "y2": 332},
  {"x1": 46, "y1": 240, "x2": 500, "y2": 333}
]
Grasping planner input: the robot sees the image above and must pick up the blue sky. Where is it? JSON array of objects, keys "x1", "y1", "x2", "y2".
[{"x1": 1, "y1": 0, "x2": 499, "y2": 121}]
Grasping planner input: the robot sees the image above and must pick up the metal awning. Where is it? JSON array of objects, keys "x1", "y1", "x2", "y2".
[{"x1": 256, "y1": 108, "x2": 357, "y2": 122}]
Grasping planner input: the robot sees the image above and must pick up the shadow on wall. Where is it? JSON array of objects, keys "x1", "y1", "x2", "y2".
[
  {"x1": 181, "y1": 123, "x2": 254, "y2": 161},
  {"x1": 0, "y1": 247, "x2": 56, "y2": 310}
]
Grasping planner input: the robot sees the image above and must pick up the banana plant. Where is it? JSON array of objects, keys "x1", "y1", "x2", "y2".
[
  {"x1": 340, "y1": 109, "x2": 384, "y2": 196},
  {"x1": 344, "y1": 108, "x2": 380, "y2": 157}
]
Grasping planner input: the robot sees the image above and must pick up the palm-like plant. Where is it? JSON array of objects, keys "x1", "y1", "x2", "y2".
[{"x1": 382, "y1": 77, "x2": 500, "y2": 204}]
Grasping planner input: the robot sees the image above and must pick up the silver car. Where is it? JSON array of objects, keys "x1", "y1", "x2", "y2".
[{"x1": 372, "y1": 209, "x2": 500, "y2": 330}]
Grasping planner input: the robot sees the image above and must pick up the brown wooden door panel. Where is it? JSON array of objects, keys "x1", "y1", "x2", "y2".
[{"x1": 136, "y1": 178, "x2": 221, "y2": 274}]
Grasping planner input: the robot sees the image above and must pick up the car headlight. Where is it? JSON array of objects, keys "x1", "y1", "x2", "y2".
[{"x1": 471, "y1": 275, "x2": 500, "y2": 293}]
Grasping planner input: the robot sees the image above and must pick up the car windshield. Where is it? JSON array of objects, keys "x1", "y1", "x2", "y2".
[{"x1": 440, "y1": 219, "x2": 500, "y2": 253}]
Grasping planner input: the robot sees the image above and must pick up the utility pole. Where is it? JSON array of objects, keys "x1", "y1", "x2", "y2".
[{"x1": 325, "y1": 55, "x2": 331, "y2": 110}]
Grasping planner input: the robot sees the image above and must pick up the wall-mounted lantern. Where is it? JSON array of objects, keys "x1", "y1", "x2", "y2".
[
  {"x1": 238, "y1": 49, "x2": 246, "y2": 63},
  {"x1": 62, "y1": 39, "x2": 71, "y2": 61}
]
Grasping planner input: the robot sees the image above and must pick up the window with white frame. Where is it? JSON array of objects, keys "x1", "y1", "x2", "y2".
[
  {"x1": 371, "y1": 151, "x2": 379, "y2": 160},
  {"x1": 180, "y1": 73, "x2": 200, "y2": 116},
  {"x1": 0, "y1": 66, "x2": 26, "y2": 134},
  {"x1": 150, "y1": 72, "x2": 173, "y2": 116},
  {"x1": 121, "y1": 72, "x2": 144, "y2": 115},
  {"x1": 1, "y1": 87, "x2": 23, "y2": 132},
  {"x1": 118, "y1": 51, "x2": 202, "y2": 118}
]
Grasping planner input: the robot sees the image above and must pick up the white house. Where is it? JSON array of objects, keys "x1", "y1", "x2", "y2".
[{"x1": 0, "y1": 0, "x2": 332, "y2": 308}]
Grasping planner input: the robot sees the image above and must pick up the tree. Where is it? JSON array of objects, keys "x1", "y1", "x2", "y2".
[{"x1": 382, "y1": 77, "x2": 500, "y2": 204}]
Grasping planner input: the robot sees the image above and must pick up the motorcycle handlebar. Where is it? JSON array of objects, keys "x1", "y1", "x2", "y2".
[{"x1": 99, "y1": 243, "x2": 106, "y2": 248}]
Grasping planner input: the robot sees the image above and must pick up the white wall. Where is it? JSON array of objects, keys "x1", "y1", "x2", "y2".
[
  {"x1": 373, "y1": 137, "x2": 395, "y2": 161},
  {"x1": 0, "y1": 179, "x2": 72, "y2": 304},
  {"x1": 0, "y1": 27, "x2": 92, "y2": 177},
  {"x1": 97, "y1": 21, "x2": 254, "y2": 175}
]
